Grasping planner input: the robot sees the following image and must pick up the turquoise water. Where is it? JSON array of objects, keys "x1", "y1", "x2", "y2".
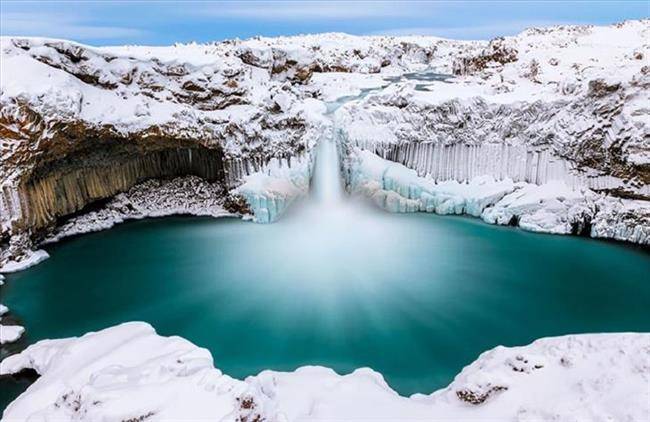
[{"x1": 2, "y1": 205, "x2": 649, "y2": 409}]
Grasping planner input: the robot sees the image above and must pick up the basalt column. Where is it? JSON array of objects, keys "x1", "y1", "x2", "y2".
[{"x1": 9, "y1": 143, "x2": 225, "y2": 233}]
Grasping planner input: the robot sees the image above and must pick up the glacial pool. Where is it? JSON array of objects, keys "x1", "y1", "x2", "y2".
[{"x1": 1, "y1": 205, "x2": 649, "y2": 409}]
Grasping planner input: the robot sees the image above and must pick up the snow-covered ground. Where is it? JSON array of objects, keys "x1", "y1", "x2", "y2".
[{"x1": 2, "y1": 322, "x2": 648, "y2": 421}]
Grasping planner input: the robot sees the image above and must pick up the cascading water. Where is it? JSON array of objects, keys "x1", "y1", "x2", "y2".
[
  {"x1": 307, "y1": 93, "x2": 356, "y2": 206},
  {"x1": 310, "y1": 137, "x2": 344, "y2": 205},
  {"x1": 308, "y1": 91, "x2": 377, "y2": 206}
]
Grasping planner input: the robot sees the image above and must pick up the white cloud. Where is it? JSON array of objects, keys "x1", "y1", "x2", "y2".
[
  {"x1": 202, "y1": 1, "x2": 420, "y2": 20},
  {"x1": 1, "y1": 12, "x2": 146, "y2": 41},
  {"x1": 370, "y1": 20, "x2": 581, "y2": 40}
]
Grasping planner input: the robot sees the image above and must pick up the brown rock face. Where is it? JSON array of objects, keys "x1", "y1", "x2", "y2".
[
  {"x1": 17, "y1": 145, "x2": 225, "y2": 231},
  {"x1": 588, "y1": 79, "x2": 622, "y2": 97},
  {"x1": 453, "y1": 37, "x2": 519, "y2": 76}
]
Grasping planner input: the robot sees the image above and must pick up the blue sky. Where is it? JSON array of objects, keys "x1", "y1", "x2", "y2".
[{"x1": 1, "y1": 1, "x2": 648, "y2": 45}]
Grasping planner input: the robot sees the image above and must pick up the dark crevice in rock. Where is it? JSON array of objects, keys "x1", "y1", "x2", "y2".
[
  {"x1": 507, "y1": 215, "x2": 520, "y2": 227},
  {"x1": 571, "y1": 216, "x2": 593, "y2": 237},
  {"x1": 0, "y1": 368, "x2": 39, "y2": 384}
]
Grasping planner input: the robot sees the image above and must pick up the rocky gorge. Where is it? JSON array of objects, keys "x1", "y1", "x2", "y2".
[
  {"x1": 2, "y1": 21, "x2": 649, "y2": 274},
  {"x1": 1, "y1": 19, "x2": 649, "y2": 421}
]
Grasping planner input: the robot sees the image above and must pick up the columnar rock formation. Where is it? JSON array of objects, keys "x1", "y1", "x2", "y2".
[
  {"x1": 6, "y1": 146, "x2": 224, "y2": 230},
  {"x1": 335, "y1": 20, "x2": 649, "y2": 243}
]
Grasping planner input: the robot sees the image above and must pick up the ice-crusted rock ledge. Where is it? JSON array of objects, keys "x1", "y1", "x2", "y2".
[
  {"x1": 2, "y1": 322, "x2": 648, "y2": 421},
  {"x1": 44, "y1": 176, "x2": 234, "y2": 243},
  {"x1": 236, "y1": 155, "x2": 313, "y2": 223},
  {"x1": 347, "y1": 148, "x2": 650, "y2": 244}
]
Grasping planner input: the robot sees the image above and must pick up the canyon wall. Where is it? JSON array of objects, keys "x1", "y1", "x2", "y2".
[
  {"x1": 3, "y1": 146, "x2": 224, "y2": 232},
  {"x1": 334, "y1": 21, "x2": 649, "y2": 243},
  {"x1": 1, "y1": 21, "x2": 649, "y2": 268},
  {"x1": 348, "y1": 140, "x2": 635, "y2": 193}
]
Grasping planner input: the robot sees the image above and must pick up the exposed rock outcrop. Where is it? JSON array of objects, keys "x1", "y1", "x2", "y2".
[{"x1": 0, "y1": 33, "x2": 445, "y2": 269}]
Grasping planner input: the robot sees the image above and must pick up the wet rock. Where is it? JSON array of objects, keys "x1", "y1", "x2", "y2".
[
  {"x1": 456, "y1": 385, "x2": 508, "y2": 405},
  {"x1": 588, "y1": 79, "x2": 622, "y2": 97}
]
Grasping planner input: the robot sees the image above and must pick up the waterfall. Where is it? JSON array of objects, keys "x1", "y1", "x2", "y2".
[{"x1": 310, "y1": 136, "x2": 345, "y2": 205}]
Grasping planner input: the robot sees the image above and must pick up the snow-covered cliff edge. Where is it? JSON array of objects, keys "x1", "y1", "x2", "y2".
[{"x1": 2, "y1": 322, "x2": 648, "y2": 421}]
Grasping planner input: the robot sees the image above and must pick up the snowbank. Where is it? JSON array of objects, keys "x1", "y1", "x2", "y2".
[
  {"x1": 0, "y1": 250, "x2": 49, "y2": 273},
  {"x1": 0, "y1": 325, "x2": 24, "y2": 345},
  {"x1": 0, "y1": 300, "x2": 25, "y2": 345},
  {"x1": 2, "y1": 322, "x2": 648, "y2": 421}
]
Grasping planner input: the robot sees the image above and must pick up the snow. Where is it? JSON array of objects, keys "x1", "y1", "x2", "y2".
[
  {"x1": 0, "y1": 300, "x2": 25, "y2": 345},
  {"x1": 2, "y1": 322, "x2": 648, "y2": 421},
  {"x1": 0, "y1": 279, "x2": 26, "y2": 344},
  {"x1": 335, "y1": 20, "x2": 649, "y2": 198},
  {"x1": 591, "y1": 198, "x2": 650, "y2": 244},
  {"x1": 481, "y1": 181, "x2": 595, "y2": 234},
  {"x1": 0, "y1": 324, "x2": 24, "y2": 345},
  {"x1": 310, "y1": 72, "x2": 387, "y2": 102},
  {"x1": 44, "y1": 176, "x2": 234, "y2": 244},
  {"x1": 0, "y1": 249, "x2": 49, "y2": 273}
]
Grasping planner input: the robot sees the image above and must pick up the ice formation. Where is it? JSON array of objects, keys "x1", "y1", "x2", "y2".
[
  {"x1": 236, "y1": 155, "x2": 313, "y2": 223},
  {"x1": 346, "y1": 148, "x2": 650, "y2": 240},
  {"x1": 334, "y1": 20, "x2": 649, "y2": 243},
  {"x1": 2, "y1": 322, "x2": 648, "y2": 421}
]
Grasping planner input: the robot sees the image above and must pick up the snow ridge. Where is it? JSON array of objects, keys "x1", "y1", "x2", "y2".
[{"x1": 2, "y1": 323, "x2": 648, "y2": 421}]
